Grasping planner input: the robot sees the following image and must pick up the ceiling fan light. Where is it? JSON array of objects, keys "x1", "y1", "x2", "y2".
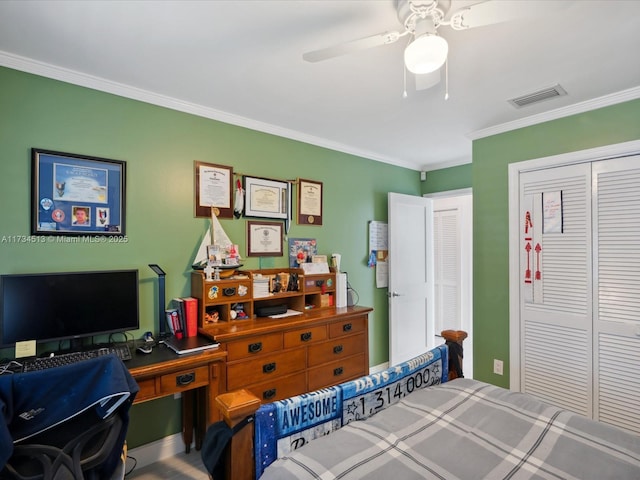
[{"x1": 404, "y1": 34, "x2": 448, "y2": 74}]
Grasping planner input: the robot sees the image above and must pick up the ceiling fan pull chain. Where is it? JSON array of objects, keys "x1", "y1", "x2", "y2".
[{"x1": 444, "y1": 57, "x2": 449, "y2": 101}]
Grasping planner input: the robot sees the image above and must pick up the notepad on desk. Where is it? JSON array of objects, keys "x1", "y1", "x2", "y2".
[{"x1": 163, "y1": 335, "x2": 219, "y2": 355}]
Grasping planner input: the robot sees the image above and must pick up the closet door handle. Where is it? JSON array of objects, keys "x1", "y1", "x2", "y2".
[
  {"x1": 263, "y1": 362, "x2": 277, "y2": 374},
  {"x1": 248, "y1": 342, "x2": 263, "y2": 354}
]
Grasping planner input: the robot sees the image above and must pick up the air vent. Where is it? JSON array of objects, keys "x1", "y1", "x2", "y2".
[{"x1": 508, "y1": 84, "x2": 568, "y2": 108}]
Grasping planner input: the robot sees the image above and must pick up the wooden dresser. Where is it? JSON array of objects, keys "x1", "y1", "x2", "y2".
[
  {"x1": 191, "y1": 267, "x2": 371, "y2": 403},
  {"x1": 199, "y1": 306, "x2": 371, "y2": 402}
]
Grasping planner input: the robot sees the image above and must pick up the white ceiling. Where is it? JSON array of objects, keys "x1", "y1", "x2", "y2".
[{"x1": 1, "y1": 0, "x2": 639, "y2": 171}]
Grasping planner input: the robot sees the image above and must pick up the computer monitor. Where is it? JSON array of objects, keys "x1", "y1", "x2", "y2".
[{"x1": 0, "y1": 269, "x2": 139, "y2": 349}]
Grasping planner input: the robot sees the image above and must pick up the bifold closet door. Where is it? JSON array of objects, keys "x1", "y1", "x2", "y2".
[
  {"x1": 518, "y1": 163, "x2": 593, "y2": 417},
  {"x1": 593, "y1": 155, "x2": 640, "y2": 434}
]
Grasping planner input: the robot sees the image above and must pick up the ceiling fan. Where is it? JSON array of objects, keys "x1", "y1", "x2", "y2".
[{"x1": 303, "y1": 0, "x2": 556, "y2": 93}]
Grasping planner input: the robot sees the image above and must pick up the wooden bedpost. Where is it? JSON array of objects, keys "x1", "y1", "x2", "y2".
[
  {"x1": 215, "y1": 389, "x2": 261, "y2": 480},
  {"x1": 441, "y1": 330, "x2": 468, "y2": 380}
]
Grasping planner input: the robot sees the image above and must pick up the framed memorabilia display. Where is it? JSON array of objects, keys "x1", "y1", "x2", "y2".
[
  {"x1": 243, "y1": 176, "x2": 289, "y2": 219},
  {"x1": 247, "y1": 221, "x2": 283, "y2": 257},
  {"x1": 195, "y1": 161, "x2": 234, "y2": 218},
  {"x1": 297, "y1": 178, "x2": 323, "y2": 225},
  {"x1": 31, "y1": 148, "x2": 126, "y2": 236}
]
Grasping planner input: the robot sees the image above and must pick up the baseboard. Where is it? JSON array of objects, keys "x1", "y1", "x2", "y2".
[
  {"x1": 369, "y1": 361, "x2": 388, "y2": 375},
  {"x1": 126, "y1": 433, "x2": 189, "y2": 470}
]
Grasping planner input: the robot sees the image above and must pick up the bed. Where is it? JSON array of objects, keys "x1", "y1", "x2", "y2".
[{"x1": 212, "y1": 338, "x2": 640, "y2": 480}]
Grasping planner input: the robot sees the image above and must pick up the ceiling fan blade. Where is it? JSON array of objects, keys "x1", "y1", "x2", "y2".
[
  {"x1": 449, "y1": 0, "x2": 565, "y2": 30},
  {"x1": 303, "y1": 31, "x2": 404, "y2": 63},
  {"x1": 415, "y1": 70, "x2": 441, "y2": 91}
]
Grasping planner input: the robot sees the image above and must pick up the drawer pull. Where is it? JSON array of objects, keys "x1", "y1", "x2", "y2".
[
  {"x1": 300, "y1": 332, "x2": 312, "y2": 342},
  {"x1": 343, "y1": 323, "x2": 352, "y2": 332},
  {"x1": 334, "y1": 367, "x2": 344, "y2": 376},
  {"x1": 263, "y1": 362, "x2": 277, "y2": 374},
  {"x1": 176, "y1": 373, "x2": 195, "y2": 386},
  {"x1": 333, "y1": 345, "x2": 344, "y2": 354},
  {"x1": 248, "y1": 342, "x2": 263, "y2": 354},
  {"x1": 263, "y1": 388, "x2": 277, "y2": 400}
]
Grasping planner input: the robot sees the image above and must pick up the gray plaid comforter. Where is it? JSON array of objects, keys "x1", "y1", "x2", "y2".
[{"x1": 259, "y1": 378, "x2": 640, "y2": 479}]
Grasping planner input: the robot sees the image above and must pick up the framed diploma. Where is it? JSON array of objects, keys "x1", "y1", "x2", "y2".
[
  {"x1": 243, "y1": 176, "x2": 289, "y2": 219},
  {"x1": 297, "y1": 178, "x2": 323, "y2": 225},
  {"x1": 31, "y1": 148, "x2": 126, "y2": 236},
  {"x1": 247, "y1": 221, "x2": 283, "y2": 257},
  {"x1": 194, "y1": 161, "x2": 233, "y2": 218}
]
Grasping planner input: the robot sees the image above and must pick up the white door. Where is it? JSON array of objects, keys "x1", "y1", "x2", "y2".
[
  {"x1": 388, "y1": 192, "x2": 434, "y2": 366},
  {"x1": 518, "y1": 163, "x2": 593, "y2": 416},
  {"x1": 431, "y1": 193, "x2": 473, "y2": 378},
  {"x1": 593, "y1": 155, "x2": 640, "y2": 433}
]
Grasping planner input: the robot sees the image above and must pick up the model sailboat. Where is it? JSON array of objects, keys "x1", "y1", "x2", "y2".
[{"x1": 192, "y1": 211, "x2": 242, "y2": 270}]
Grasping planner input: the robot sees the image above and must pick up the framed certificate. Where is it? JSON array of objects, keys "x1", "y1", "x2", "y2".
[
  {"x1": 247, "y1": 221, "x2": 283, "y2": 257},
  {"x1": 31, "y1": 148, "x2": 126, "y2": 236},
  {"x1": 194, "y1": 161, "x2": 233, "y2": 218},
  {"x1": 297, "y1": 178, "x2": 323, "y2": 225},
  {"x1": 244, "y1": 176, "x2": 289, "y2": 219}
]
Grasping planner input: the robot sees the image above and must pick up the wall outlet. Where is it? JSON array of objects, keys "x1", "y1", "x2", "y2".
[{"x1": 493, "y1": 359, "x2": 504, "y2": 375}]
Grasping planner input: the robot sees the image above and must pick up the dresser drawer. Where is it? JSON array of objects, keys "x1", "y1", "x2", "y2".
[
  {"x1": 227, "y1": 348, "x2": 306, "y2": 391},
  {"x1": 308, "y1": 353, "x2": 366, "y2": 391},
  {"x1": 329, "y1": 315, "x2": 367, "y2": 338},
  {"x1": 283, "y1": 325, "x2": 327, "y2": 349},
  {"x1": 158, "y1": 366, "x2": 210, "y2": 395},
  {"x1": 307, "y1": 333, "x2": 367, "y2": 367},
  {"x1": 226, "y1": 332, "x2": 283, "y2": 361},
  {"x1": 247, "y1": 372, "x2": 307, "y2": 403}
]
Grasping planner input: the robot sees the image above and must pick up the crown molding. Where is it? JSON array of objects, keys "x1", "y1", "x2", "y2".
[
  {"x1": 0, "y1": 51, "x2": 417, "y2": 171},
  {"x1": 468, "y1": 86, "x2": 640, "y2": 141}
]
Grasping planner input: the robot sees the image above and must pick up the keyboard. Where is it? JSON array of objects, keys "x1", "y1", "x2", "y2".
[{"x1": 21, "y1": 344, "x2": 132, "y2": 372}]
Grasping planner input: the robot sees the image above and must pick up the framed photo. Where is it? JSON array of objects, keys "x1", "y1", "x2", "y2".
[
  {"x1": 31, "y1": 148, "x2": 126, "y2": 236},
  {"x1": 247, "y1": 221, "x2": 283, "y2": 257},
  {"x1": 194, "y1": 161, "x2": 233, "y2": 218},
  {"x1": 244, "y1": 176, "x2": 289, "y2": 219},
  {"x1": 288, "y1": 238, "x2": 317, "y2": 267},
  {"x1": 297, "y1": 178, "x2": 323, "y2": 225}
]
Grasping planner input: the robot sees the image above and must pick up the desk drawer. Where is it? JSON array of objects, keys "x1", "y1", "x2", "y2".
[
  {"x1": 133, "y1": 378, "x2": 158, "y2": 403},
  {"x1": 248, "y1": 372, "x2": 307, "y2": 403},
  {"x1": 307, "y1": 333, "x2": 367, "y2": 367},
  {"x1": 159, "y1": 366, "x2": 210, "y2": 395},
  {"x1": 308, "y1": 353, "x2": 365, "y2": 391},
  {"x1": 226, "y1": 332, "x2": 282, "y2": 361},
  {"x1": 227, "y1": 348, "x2": 306, "y2": 391},
  {"x1": 329, "y1": 315, "x2": 367, "y2": 338},
  {"x1": 283, "y1": 325, "x2": 327, "y2": 349}
]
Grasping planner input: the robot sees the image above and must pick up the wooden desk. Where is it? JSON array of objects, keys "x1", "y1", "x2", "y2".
[{"x1": 127, "y1": 342, "x2": 226, "y2": 452}]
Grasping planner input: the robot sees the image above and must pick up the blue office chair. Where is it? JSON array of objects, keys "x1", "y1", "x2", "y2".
[{"x1": 0, "y1": 354, "x2": 138, "y2": 480}]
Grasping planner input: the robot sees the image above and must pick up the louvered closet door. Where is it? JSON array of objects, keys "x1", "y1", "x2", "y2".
[
  {"x1": 519, "y1": 163, "x2": 593, "y2": 416},
  {"x1": 434, "y1": 208, "x2": 460, "y2": 334},
  {"x1": 593, "y1": 155, "x2": 640, "y2": 434}
]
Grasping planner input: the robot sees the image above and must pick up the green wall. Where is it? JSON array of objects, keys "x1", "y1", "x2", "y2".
[
  {"x1": 472, "y1": 99, "x2": 640, "y2": 387},
  {"x1": 421, "y1": 163, "x2": 471, "y2": 195},
  {"x1": 0, "y1": 66, "x2": 421, "y2": 447}
]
